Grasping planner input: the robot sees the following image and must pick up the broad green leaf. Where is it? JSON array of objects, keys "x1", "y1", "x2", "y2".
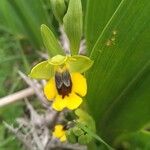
[
  {"x1": 115, "y1": 131, "x2": 150, "y2": 149},
  {"x1": 63, "y1": 0, "x2": 83, "y2": 55},
  {"x1": 86, "y1": 0, "x2": 150, "y2": 145},
  {"x1": 29, "y1": 61, "x2": 54, "y2": 79},
  {"x1": 85, "y1": 0, "x2": 121, "y2": 53},
  {"x1": 67, "y1": 55, "x2": 93, "y2": 73},
  {"x1": 50, "y1": 0, "x2": 66, "y2": 24},
  {"x1": 41, "y1": 24, "x2": 64, "y2": 56}
]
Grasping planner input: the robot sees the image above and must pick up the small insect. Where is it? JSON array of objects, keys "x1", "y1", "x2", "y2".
[{"x1": 55, "y1": 69, "x2": 72, "y2": 98}]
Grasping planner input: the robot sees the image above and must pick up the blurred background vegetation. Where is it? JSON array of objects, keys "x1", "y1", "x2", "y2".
[{"x1": 0, "y1": 0, "x2": 57, "y2": 149}]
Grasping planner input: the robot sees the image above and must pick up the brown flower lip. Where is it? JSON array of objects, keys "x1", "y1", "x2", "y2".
[{"x1": 55, "y1": 70, "x2": 72, "y2": 99}]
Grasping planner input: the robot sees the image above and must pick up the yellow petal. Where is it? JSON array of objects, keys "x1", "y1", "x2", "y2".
[
  {"x1": 60, "y1": 134, "x2": 67, "y2": 142},
  {"x1": 71, "y1": 73, "x2": 87, "y2": 96},
  {"x1": 53, "y1": 125, "x2": 65, "y2": 138},
  {"x1": 44, "y1": 78, "x2": 57, "y2": 100},
  {"x1": 66, "y1": 93, "x2": 83, "y2": 110},
  {"x1": 52, "y1": 95, "x2": 67, "y2": 111}
]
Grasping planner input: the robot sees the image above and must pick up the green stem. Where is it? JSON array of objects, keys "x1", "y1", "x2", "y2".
[{"x1": 78, "y1": 123, "x2": 114, "y2": 150}]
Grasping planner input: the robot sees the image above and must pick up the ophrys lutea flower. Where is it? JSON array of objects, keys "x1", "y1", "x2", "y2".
[
  {"x1": 53, "y1": 124, "x2": 67, "y2": 142},
  {"x1": 29, "y1": 55, "x2": 93, "y2": 111},
  {"x1": 44, "y1": 66, "x2": 87, "y2": 111}
]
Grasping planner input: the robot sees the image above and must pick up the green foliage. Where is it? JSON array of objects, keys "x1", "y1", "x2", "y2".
[
  {"x1": 0, "y1": 1, "x2": 54, "y2": 149},
  {"x1": 0, "y1": 0, "x2": 53, "y2": 48},
  {"x1": 75, "y1": 109, "x2": 96, "y2": 132},
  {"x1": 63, "y1": 0, "x2": 83, "y2": 55},
  {"x1": 116, "y1": 131, "x2": 150, "y2": 149},
  {"x1": 0, "y1": 103, "x2": 23, "y2": 150},
  {"x1": 41, "y1": 24, "x2": 64, "y2": 56},
  {"x1": 77, "y1": 122, "x2": 113, "y2": 150},
  {"x1": 0, "y1": 34, "x2": 25, "y2": 149},
  {"x1": 66, "y1": 129, "x2": 77, "y2": 144},
  {"x1": 50, "y1": 0, "x2": 67, "y2": 24},
  {"x1": 72, "y1": 126, "x2": 84, "y2": 137},
  {"x1": 85, "y1": 0, "x2": 121, "y2": 52},
  {"x1": 0, "y1": 34, "x2": 25, "y2": 96},
  {"x1": 78, "y1": 134, "x2": 92, "y2": 145},
  {"x1": 85, "y1": 0, "x2": 150, "y2": 147}
]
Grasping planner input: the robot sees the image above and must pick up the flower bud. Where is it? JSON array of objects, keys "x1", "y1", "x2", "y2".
[
  {"x1": 72, "y1": 127, "x2": 84, "y2": 137},
  {"x1": 50, "y1": 0, "x2": 66, "y2": 23},
  {"x1": 78, "y1": 134, "x2": 92, "y2": 145},
  {"x1": 66, "y1": 129, "x2": 77, "y2": 144},
  {"x1": 63, "y1": 0, "x2": 83, "y2": 54}
]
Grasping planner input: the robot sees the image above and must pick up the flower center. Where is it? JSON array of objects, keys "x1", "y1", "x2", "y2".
[{"x1": 55, "y1": 70, "x2": 72, "y2": 98}]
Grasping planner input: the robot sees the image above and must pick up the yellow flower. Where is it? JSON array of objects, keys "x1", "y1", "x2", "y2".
[
  {"x1": 44, "y1": 67, "x2": 87, "y2": 111},
  {"x1": 53, "y1": 125, "x2": 67, "y2": 142}
]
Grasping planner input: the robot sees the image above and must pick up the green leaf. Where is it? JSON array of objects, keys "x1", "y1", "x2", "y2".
[
  {"x1": 41, "y1": 24, "x2": 64, "y2": 56},
  {"x1": 5, "y1": 0, "x2": 52, "y2": 48},
  {"x1": 115, "y1": 131, "x2": 150, "y2": 149},
  {"x1": 0, "y1": 0, "x2": 25, "y2": 36},
  {"x1": 86, "y1": 0, "x2": 150, "y2": 145},
  {"x1": 29, "y1": 61, "x2": 54, "y2": 79},
  {"x1": 85, "y1": 0, "x2": 121, "y2": 53},
  {"x1": 63, "y1": 0, "x2": 83, "y2": 55},
  {"x1": 67, "y1": 55, "x2": 93, "y2": 73}
]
